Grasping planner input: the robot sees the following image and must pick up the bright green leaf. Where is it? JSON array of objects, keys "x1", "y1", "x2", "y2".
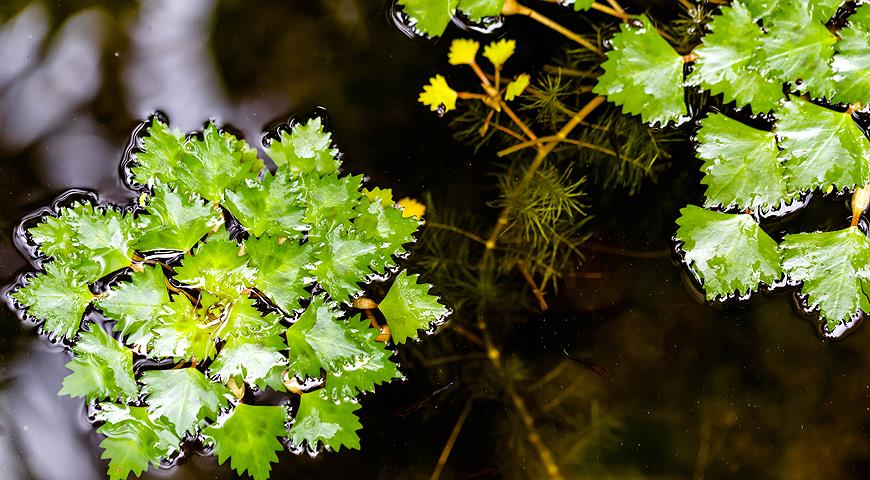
[
  {"x1": 593, "y1": 15, "x2": 686, "y2": 126},
  {"x1": 323, "y1": 314, "x2": 401, "y2": 400},
  {"x1": 130, "y1": 118, "x2": 184, "y2": 187},
  {"x1": 831, "y1": 4, "x2": 870, "y2": 105},
  {"x1": 354, "y1": 196, "x2": 420, "y2": 273},
  {"x1": 209, "y1": 334, "x2": 287, "y2": 391},
  {"x1": 286, "y1": 295, "x2": 367, "y2": 379},
  {"x1": 150, "y1": 295, "x2": 221, "y2": 362},
  {"x1": 96, "y1": 404, "x2": 180, "y2": 480},
  {"x1": 175, "y1": 123, "x2": 263, "y2": 202},
  {"x1": 751, "y1": 2, "x2": 837, "y2": 99},
  {"x1": 781, "y1": 227, "x2": 870, "y2": 333},
  {"x1": 96, "y1": 264, "x2": 168, "y2": 349},
  {"x1": 301, "y1": 173, "x2": 363, "y2": 230},
  {"x1": 378, "y1": 270, "x2": 449, "y2": 344},
  {"x1": 245, "y1": 236, "x2": 315, "y2": 313},
  {"x1": 457, "y1": 0, "x2": 503, "y2": 20},
  {"x1": 221, "y1": 297, "x2": 284, "y2": 340},
  {"x1": 397, "y1": 0, "x2": 459, "y2": 37},
  {"x1": 136, "y1": 187, "x2": 221, "y2": 252},
  {"x1": 675, "y1": 205, "x2": 782, "y2": 300},
  {"x1": 311, "y1": 225, "x2": 379, "y2": 303},
  {"x1": 686, "y1": 1, "x2": 783, "y2": 114},
  {"x1": 174, "y1": 233, "x2": 256, "y2": 299},
  {"x1": 141, "y1": 368, "x2": 230, "y2": 437},
  {"x1": 696, "y1": 113, "x2": 794, "y2": 210},
  {"x1": 12, "y1": 262, "x2": 92, "y2": 340},
  {"x1": 289, "y1": 390, "x2": 362, "y2": 451},
  {"x1": 572, "y1": 0, "x2": 595, "y2": 11},
  {"x1": 59, "y1": 323, "x2": 138, "y2": 402},
  {"x1": 778, "y1": 99, "x2": 870, "y2": 194},
  {"x1": 224, "y1": 173, "x2": 307, "y2": 238},
  {"x1": 266, "y1": 117, "x2": 339, "y2": 175},
  {"x1": 204, "y1": 403, "x2": 287, "y2": 480}
]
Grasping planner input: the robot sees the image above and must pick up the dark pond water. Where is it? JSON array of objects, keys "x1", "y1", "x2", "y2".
[{"x1": 0, "y1": 1, "x2": 869, "y2": 479}]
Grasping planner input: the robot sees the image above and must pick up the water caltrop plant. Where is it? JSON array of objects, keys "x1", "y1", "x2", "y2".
[{"x1": 9, "y1": 115, "x2": 448, "y2": 479}]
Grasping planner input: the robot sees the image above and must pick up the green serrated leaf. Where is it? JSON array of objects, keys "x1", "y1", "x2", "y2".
[
  {"x1": 29, "y1": 203, "x2": 138, "y2": 282},
  {"x1": 831, "y1": 4, "x2": 870, "y2": 105},
  {"x1": 175, "y1": 123, "x2": 263, "y2": 202},
  {"x1": 204, "y1": 403, "x2": 287, "y2": 480},
  {"x1": 286, "y1": 295, "x2": 367, "y2": 379},
  {"x1": 301, "y1": 173, "x2": 363, "y2": 230},
  {"x1": 675, "y1": 205, "x2": 782, "y2": 300},
  {"x1": 209, "y1": 334, "x2": 287, "y2": 391},
  {"x1": 96, "y1": 403, "x2": 180, "y2": 480},
  {"x1": 743, "y1": 0, "x2": 783, "y2": 20},
  {"x1": 130, "y1": 118, "x2": 184, "y2": 187},
  {"x1": 572, "y1": 0, "x2": 595, "y2": 11},
  {"x1": 136, "y1": 187, "x2": 221, "y2": 252},
  {"x1": 778, "y1": 99, "x2": 870, "y2": 194},
  {"x1": 289, "y1": 390, "x2": 362, "y2": 451},
  {"x1": 59, "y1": 324, "x2": 137, "y2": 402},
  {"x1": 267, "y1": 117, "x2": 339, "y2": 175},
  {"x1": 245, "y1": 236, "x2": 315, "y2": 313},
  {"x1": 224, "y1": 173, "x2": 307, "y2": 238},
  {"x1": 150, "y1": 295, "x2": 221, "y2": 361},
  {"x1": 592, "y1": 15, "x2": 686, "y2": 126},
  {"x1": 12, "y1": 262, "x2": 92, "y2": 340},
  {"x1": 311, "y1": 225, "x2": 379, "y2": 303},
  {"x1": 457, "y1": 0, "x2": 503, "y2": 20},
  {"x1": 174, "y1": 233, "x2": 256, "y2": 299},
  {"x1": 96, "y1": 264, "x2": 168, "y2": 349},
  {"x1": 696, "y1": 113, "x2": 794, "y2": 210},
  {"x1": 141, "y1": 368, "x2": 230, "y2": 437},
  {"x1": 751, "y1": 2, "x2": 837, "y2": 99},
  {"x1": 221, "y1": 297, "x2": 284, "y2": 340},
  {"x1": 686, "y1": 2, "x2": 782, "y2": 113},
  {"x1": 323, "y1": 314, "x2": 401, "y2": 400},
  {"x1": 354, "y1": 196, "x2": 420, "y2": 273},
  {"x1": 397, "y1": 0, "x2": 459, "y2": 37},
  {"x1": 781, "y1": 227, "x2": 870, "y2": 332},
  {"x1": 378, "y1": 270, "x2": 448, "y2": 344}
]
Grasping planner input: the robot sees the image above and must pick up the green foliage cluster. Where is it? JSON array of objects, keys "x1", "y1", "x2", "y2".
[{"x1": 10, "y1": 116, "x2": 448, "y2": 480}]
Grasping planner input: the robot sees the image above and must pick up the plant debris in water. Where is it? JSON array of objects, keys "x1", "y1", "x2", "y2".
[{"x1": 8, "y1": 114, "x2": 449, "y2": 480}]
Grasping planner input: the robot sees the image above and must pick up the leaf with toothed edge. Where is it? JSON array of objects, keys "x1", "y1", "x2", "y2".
[
  {"x1": 289, "y1": 390, "x2": 362, "y2": 451},
  {"x1": 208, "y1": 334, "x2": 287, "y2": 391},
  {"x1": 266, "y1": 117, "x2": 340, "y2": 175},
  {"x1": 204, "y1": 404, "x2": 288, "y2": 480},
  {"x1": 245, "y1": 236, "x2": 316, "y2": 314},
  {"x1": 223, "y1": 173, "x2": 307, "y2": 238},
  {"x1": 378, "y1": 271, "x2": 449, "y2": 344},
  {"x1": 592, "y1": 15, "x2": 687, "y2": 126},
  {"x1": 141, "y1": 368, "x2": 230, "y2": 437},
  {"x1": 686, "y1": 1, "x2": 783, "y2": 114},
  {"x1": 130, "y1": 118, "x2": 184, "y2": 187},
  {"x1": 59, "y1": 323, "x2": 138, "y2": 402},
  {"x1": 174, "y1": 233, "x2": 256, "y2": 299},
  {"x1": 95, "y1": 403, "x2": 180, "y2": 480},
  {"x1": 11, "y1": 262, "x2": 92, "y2": 340},
  {"x1": 777, "y1": 99, "x2": 870, "y2": 194},
  {"x1": 830, "y1": 4, "x2": 870, "y2": 105},
  {"x1": 781, "y1": 227, "x2": 870, "y2": 334},
  {"x1": 695, "y1": 113, "x2": 795, "y2": 210},
  {"x1": 311, "y1": 225, "x2": 380, "y2": 303},
  {"x1": 136, "y1": 187, "x2": 221, "y2": 252},
  {"x1": 322, "y1": 314, "x2": 402, "y2": 400},
  {"x1": 675, "y1": 205, "x2": 783, "y2": 300},
  {"x1": 96, "y1": 264, "x2": 168, "y2": 349}
]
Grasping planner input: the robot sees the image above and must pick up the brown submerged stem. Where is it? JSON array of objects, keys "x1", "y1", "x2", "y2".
[
  {"x1": 502, "y1": 0, "x2": 603, "y2": 55},
  {"x1": 430, "y1": 400, "x2": 474, "y2": 480}
]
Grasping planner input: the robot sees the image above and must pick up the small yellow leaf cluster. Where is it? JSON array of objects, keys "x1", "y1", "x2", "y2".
[
  {"x1": 398, "y1": 197, "x2": 426, "y2": 219},
  {"x1": 483, "y1": 39, "x2": 516, "y2": 67},
  {"x1": 418, "y1": 74, "x2": 458, "y2": 113},
  {"x1": 448, "y1": 39, "x2": 480, "y2": 65},
  {"x1": 505, "y1": 73, "x2": 530, "y2": 101}
]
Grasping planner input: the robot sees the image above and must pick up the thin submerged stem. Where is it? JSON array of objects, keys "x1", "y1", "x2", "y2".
[
  {"x1": 427, "y1": 222, "x2": 487, "y2": 245},
  {"x1": 430, "y1": 400, "x2": 474, "y2": 480},
  {"x1": 502, "y1": 0, "x2": 603, "y2": 55}
]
